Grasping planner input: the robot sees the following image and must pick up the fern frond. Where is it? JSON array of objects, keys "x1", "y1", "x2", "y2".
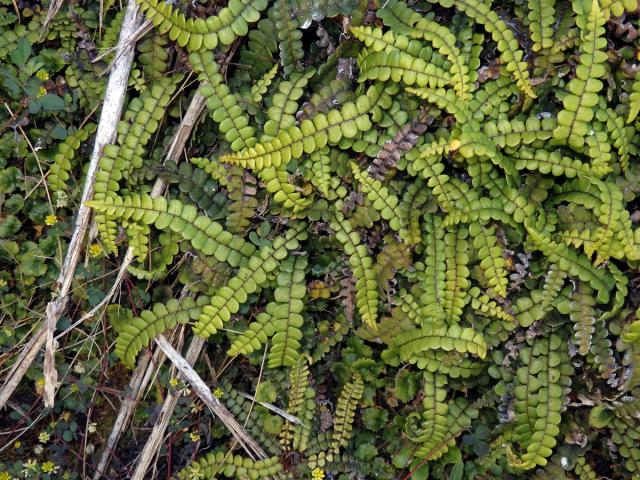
[
  {"x1": 171, "y1": 161, "x2": 228, "y2": 220},
  {"x1": 470, "y1": 222, "x2": 509, "y2": 298},
  {"x1": 93, "y1": 76, "x2": 181, "y2": 252},
  {"x1": 391, "y1": 323, "x2": 488, "y2": 360},
  {"x1": 418, "y1": 214, "x2": 447, "y2": 322},
  {"x1": 87, "y1": 194, "x2": 256, "y2": 267},
  {"x1": 137, "y1": 0, "x2": 268, "y2": 51},
  {"x1": 306, "y1": 147, "x2": 333, "y2": 198},
  {"x1": 138, "y1": 34, "x2": 170, "y2": 81},
  {"x1": 510, "y1": 333, "x2": 573, "y2": 469},
  {"x1": 48, "y1": 123, "x2": 96, "y2": 192},
  {"x1": 432, "y1": 0, "x2": 536, "y2": 98},
  {"x1": 280, "y1": 357, "x2": 314, "y2": 451},
  {"x1": 528, "y1": 0, "x2": 556, "y2": 51},
  {"x1": 193, "y1": 226, "x2": 305, "y2": 337},
  {"x1": 351, "y1": 162, "x2": 403, "y2": 232},
  {"x1": 190, "y1": 51, "x2": 257, "y2": 152},
  {"x1": 330, "y1": 212, "x2": 379, "y2": 330},
  {"x1": 627, "y1": 73, "x2": 640, "y2": 123},
  {"x1": 225, "y1": 166, "x2": 259, "y2": 233},
  {"x1": 237, "y1": 17, "x2": 278, "y2": 82},
  {"x1": 470, "y1": 286, "x2": 516, "y2": 323},
  {"x1": 397, "y1": 180, "x2": 430, "y2": 247},
  {"x1": 405, "y1": 87, "x2": 470, "y2": 123},
  {"x1": 553, "y1": 0, "x2": 607, "y2": 149},
  {"x1": 270, "y1": 0, "x2": 303, "y2": 77},
  {"x1": 407, "y1": 376, "x2": 479, "y2": 460},
  {"x1": 596, "y1": 103, "x2": 634, "y2": 171},
  {"x1": 177, "y1": 450, "x2": 282, "y2": 479},
  {"x1": 116, "y1": 296, "x2": 208, "y2": 368},
  {"x1": 125, "y1": 221, "x2": 150, "y2": 264},
  {"x1": 331, "y1": 374, "x2": 364, "y2": 453},
  {"x1": 250, "y1": 63, "x2": 278, "y2": 103},
  {"x1": 442, "y1": 224, "x2": 471, "y2": 324},
  {"x1": 509, "y1": 145, "x2": 596, "y2": 178},
  {"x1": 259, "y1": 166, "x2": 311, "y2": 213},
  {"x1": 358, "y1": 49, "x2": 452, "y2": 90},
  {"x1": 227, "y1": 312, "x2": 274, "y2": 358},
  {"x1": 524, "y1": 215, "x2": 614, "y2": 303},
  {"x1": 221, "y1": 85, "x2": 386, "y2": 169},
  {"x1": 268, "y1": 254, "x2": 307, "y2": 368},
  {"x1": 264, "y1": 69, "x2": 315, "y2": 137}
]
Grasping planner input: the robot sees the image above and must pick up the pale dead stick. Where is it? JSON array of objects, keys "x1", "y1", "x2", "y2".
[
  {"x1": 129, "y1": 335, "x2": 205, "y2": 480},
  {"x1": 154, "y1": 335, "x2": 272, "y2": 461},
  {"x1": 0, "y1": 0, "x2": 143, "y2": 411},
  {"x1": 90, "y1": 338, "x2": 166, "y2": 479}
]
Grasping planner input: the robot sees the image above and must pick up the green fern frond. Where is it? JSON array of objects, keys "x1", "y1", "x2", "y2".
[
  {"x1": 250, "y1": 63, "x2": 278, "y2": 103},
  {"x1": 193, "y1": 225, "x2": 305, "y2": 337},
  {"x1": 87, "y1": 193, "x2": 256, "y2": 266},
  {"x1": 391, "y1": 323, "x2": 488, "y2": 360},
  {"x1": 221, "y1": 85, "x2": 386, "y2": 169},
  {"x1": 330, "y1": 211, "x2": 379, "y2": 330},
  {"x1": 431, "y1": 0, "x2": 536, "y2": 98},
  {"x1": 407, "y1": 374, "x2": 479, "y2": 460},
  {"x1": 177, "y1": 450, "x2": 282, "y2": 479},
  {"x1": 190, "y1": 50, "x2": 257, "y2": 152},
  {"x1": 264, "y1": 69, "x2": 315, "y2": 138},
  {"x1": 470, "y1": 222, "x2": 509, "y2": 298},
  {"x1": 398, "y1": 179, "x2": 430, "y2": 246},
  {"x1": 259, "y1": 166, "x2": 312, "y2": 213},
  {"x1": 48, "y1": 123, "x2": 96, "y2": 192},
  {"x1": 528, "y1": 0, "x2": 556, "y2": 51},
  {"x1": 116, "y1": 296, "x2": 208, "y2": 368},
  {"x1": 93, "y1": 76, "x2": 181, "y2": 253},
  {"x1": 510, "y1": 333, "x2": 573, "y2": 469},
  {"x1": 351, "y1": 161, "x2": 403, "y2": 232},
  {"x1": 137, "y1": 0, "x2": 268, "y2": 51},
  {"x1": 419, "y1": 214, "x2": 447, "y2": 322},
  {"x1": 267, "y1": 254, "x2": 307, "y2": 368},
  {"x1": 270, "y1": 0, "x2": 303, "y2": 77},
  {"x1": 331, "y1": 374, "x2": 364, "y2": 453},
  {"x1": 358, "y1": 49, "x2": 452, "y2": 90},
  {"x1": 553, "y1": 0, "x2": 607, "y2": 149}
]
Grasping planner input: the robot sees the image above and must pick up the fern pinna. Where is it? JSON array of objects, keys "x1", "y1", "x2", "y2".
[{"x1": 77, "y1": 0, "x2": 640, "y2": 477}]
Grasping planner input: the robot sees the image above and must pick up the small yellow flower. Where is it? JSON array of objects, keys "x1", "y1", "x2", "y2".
[
  {"x1": 60, "y1": 411, "x2": 72, "y2": 422},
  {"x1": 14, "y1": 440, "x2": 22, "y2": 448},
  {"x1": 213, "y1": 387, "x2": 224, "y2": 399},
  {"x1": 37, "y1": 86, "x2": 47, "y2": 98},
  {"x1": 38, "y1": 431, "x2": 50, "y2": 443},
  {"x1": 311, "y1": 467, "x2": 325, "y2": 480},
  {"x1": 449, "y1": 138, "x2": 462, "y2": 151},
  {"x1": 89, "y1": 243, "x2": 103, "y2": 257},
  {"x1": 0, "y1": 278, "x2": 6, "y2": 288},
  {"x1": 45, "y1": 214, "x2": 58, "y2": 226},
  {"x1": 169, "y1": 377, "x2": 179, "y2": 388},
  {"x1": 41, "y1": 461, "x2": 58, "y2": 474},
  {"x1": 36, "y1": 70, "x2": 50, "y2": 81},
  {"x1": 35, "y1": 377, "x2": 46, "y2": 395},
  {"x1": 0, "y1": 471, "x2": 10, "y2": 480},
  {"x1": 70, "y1": 383, "x2": 79, "y2": 393},
  {"x1": 189, "y1": 431, "x2": 200, "y2": 443}
]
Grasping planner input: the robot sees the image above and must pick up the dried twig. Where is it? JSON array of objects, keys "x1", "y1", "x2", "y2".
[
  {"x1": 0, "y1": 0, "x2": 143, "y2": 410},
  {"x1": 130, "y1": 336, "x2": 206, "y2": 480},
  {"x1": 154, "y1": 335, "x2": 270, "y2": 460},
  {"x1": 92, "y1": 347, "x2": 160, "y2": 479}
]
